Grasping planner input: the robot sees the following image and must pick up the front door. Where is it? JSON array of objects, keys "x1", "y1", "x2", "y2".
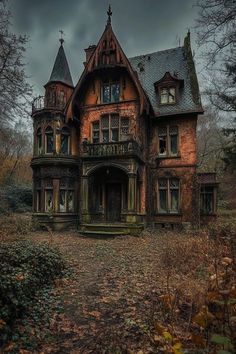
[{"x1": 106, "y1": 183, "x2": 121, "y2": 222}]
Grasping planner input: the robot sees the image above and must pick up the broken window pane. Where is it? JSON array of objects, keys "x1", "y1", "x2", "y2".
[
  {"x1": 159, "y1": 136, "x2": 167, "y2": 155},
  {"x1": 102, "y1": 130, "x2": 109, "y2": 142},
  {"x1": 160, "y1": 88, "x2": 168, "y2": 104},
  {"x1": 169, "y1": 87, "x2": 176, "y2": 103},
  {"x1": 45, "y1": 190, "x2": 53, "y2": 212}
]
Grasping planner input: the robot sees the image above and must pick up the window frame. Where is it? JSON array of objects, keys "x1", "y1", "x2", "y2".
[
  {"x1": 36, "y1": 127, "x2": 43, "y2": 155},
  {"x1": 200, "y1": 186, "x2": 216, "y2": 215},
  {"x1": 59, "y1": 179, "x2": 75, "y2": 213},
  {"x1": 101, "y1": 78, "x2": 120, "y2": 104},
  {"x1": 60, "y1": 127, "x2": 71, "y2": 155},
  {"x1": 157, "y1": 177, "x2": 180, "y2": 214},
  {"x1": 159, "y1": 86, "x2": 176, "y2": 105},
  {"x1": 91, "y1": 115, "x2": 130, "y2": 143},
  {"x1": 45, "y1": 126, "x2": 54, "y2": 154},
  {"x1": 157, "y1": 125, "x2": 179, "y2": 157}
]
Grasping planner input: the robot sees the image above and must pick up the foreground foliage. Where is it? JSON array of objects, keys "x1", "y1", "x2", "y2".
[
  {"x1": 0, "y1": 241, "x2": 66, "y2": 348},
  {"x1": 0, "y1": 219, "x2": 235, "y2": 353}
]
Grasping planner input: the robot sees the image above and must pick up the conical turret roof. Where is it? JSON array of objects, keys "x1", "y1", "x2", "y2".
[{"x1": 47, "y1": 41, "x2": 73, "y2": 87}]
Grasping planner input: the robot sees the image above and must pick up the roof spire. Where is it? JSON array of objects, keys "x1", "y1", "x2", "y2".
[
  {"x1": 47, "y1": 35, "x2": 73, "y2": 87},
  {"x1": 59, "y1": 29, "x2": 65, "y2": 46},
  {"x1": 107, "y1": 4, "x2": 112, "y2": 25}
]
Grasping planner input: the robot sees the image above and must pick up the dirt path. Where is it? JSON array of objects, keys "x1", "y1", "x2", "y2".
[{"x1": 28, "y1": 231, "x2": 167, "y2": 353}]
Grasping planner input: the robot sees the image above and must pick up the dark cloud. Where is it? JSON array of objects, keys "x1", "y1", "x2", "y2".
[{"x1": 8, "y1": 0, "x2": 199, "y2": 95}]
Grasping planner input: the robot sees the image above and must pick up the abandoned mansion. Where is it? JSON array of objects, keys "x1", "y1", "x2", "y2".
[{"x1": 31, "y1": 8, "x2": 217, "y2": 234}]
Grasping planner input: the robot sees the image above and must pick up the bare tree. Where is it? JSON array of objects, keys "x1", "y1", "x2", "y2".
[
  {"x1": 0, "y1": 0, "x2": 32, "y2": 126},
  {"x1": 195, "y1": 0, "x2": 236, "y2": 112}
]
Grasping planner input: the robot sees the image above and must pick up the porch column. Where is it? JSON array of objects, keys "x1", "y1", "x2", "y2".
[
  {"x1": 127, "y1": 173, "x2": 137, "y2": 223},
  {"x1": 81, "y1": 176, "x2": 90, "y2": 222}
]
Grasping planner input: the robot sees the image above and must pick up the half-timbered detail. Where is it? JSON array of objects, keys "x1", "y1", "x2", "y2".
[{"x1": 31, "y1": 7, "x2": 217, "y2": 232}]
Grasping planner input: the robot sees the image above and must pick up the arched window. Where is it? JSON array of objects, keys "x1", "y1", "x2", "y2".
[
  {"x1": 45, "y1": 126, "x2": 54, "y2": 154},
  {"x1": 61, "y1": 127, "x2": 70, "y2": 154},
  {"x1": 36, "y1": 127, "x2": 42, "y2": 155}
]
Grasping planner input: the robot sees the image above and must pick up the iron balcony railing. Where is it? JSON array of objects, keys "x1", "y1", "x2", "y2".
[
  {"x1": 32, "y1": 95, "x2": 66, "y2": 113},
  {"x1": 82, "y1": 140, "x2": 143, "y2": 158}
]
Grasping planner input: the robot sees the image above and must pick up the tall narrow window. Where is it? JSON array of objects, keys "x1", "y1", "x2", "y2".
[
  {"x1": 111, "y1": 114, "x2": 119, "y2": 142},
  {"x1": 45, "y1": 190, "x2": 53, "y2": 212},
  {"x1": 158, "y1": 178, "x2": 180, "y2": 213},
  {"x1": 170, "y1": 178, "x2": 179, "y2": 212},
  {"x1": 36, "y1": 128, "x2": 42, "y2": 155},
  {"x1": 120, "y1": 117, "x2": 130, "y2": 141},
  {"x1": 45, "y1": 126, "x2": 54, "y2": 154},
  {"x1": 101, "y1": 79, "x2": 120, "y2": 103},
  {"x1": 158, "y1": 126, "x2": 179, "y2": 156},
  {"x1": 59, "y1": 179, "x2": 75, "y2": 213},
  {"x1": 92, "y1": 121, "x2": 100, "y2": 143},
  {"x1": 101, "y1": 115, "x2": 109, "y2": 142},
  {"x1": 200, "y1": 186, "x2": 214, "y2": 214},
  {"x1": 158, "y1": 178, "x2": 168, "y2": 211},
  {"x1": 158, "y1": 127, "x2": 167, "y2": 156},
  {"x1": 169, "y1": 126, "x2": 178, "y2": 155},
  {"x1": 61, "y1": 127, "x2": 70, "y2": 154}
]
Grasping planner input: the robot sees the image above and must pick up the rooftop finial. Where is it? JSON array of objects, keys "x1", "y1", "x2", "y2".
[
  {"x1": 59, "y1": 30, "x2": 65, "y2": 45},
  {"x1": 107, "y1": 4, "x2": 112, "y2": 25}
]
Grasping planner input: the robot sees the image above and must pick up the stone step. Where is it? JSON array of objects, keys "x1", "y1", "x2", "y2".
[{"x1": 79, "y1": 222, "x2": 144, "y2": 236}]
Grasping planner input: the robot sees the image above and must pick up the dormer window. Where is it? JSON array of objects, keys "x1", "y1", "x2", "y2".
[
  {"x1": 101, "y1": 78, "x2": 120, "y2": 103},
  {"x1": 160, "y1": 87, "x2": 176, "y2": 104},
  {"x1": 154, "y1": 72, "x2": 183, "y2": 106}
]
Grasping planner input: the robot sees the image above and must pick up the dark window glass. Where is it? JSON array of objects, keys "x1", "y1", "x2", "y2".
[
  {"x1": 92, "y1": 121, "x2": 100, "y2": 143},
  {"x1": 102, "y1": 84, "x2": 110, "y2": 103},
  {"x1": 111, "y1": 83, "x2": 120, "y2": 102},
  {"x1": 159, "y1": 137, "x2": 167, "y2": 155},
  {"x1": 45, "y1": 127, "x2": 53, "y2": 154},
  {"x1": 36, "y1": 128, "x2": 42, "y2": 154},
  {"x1": 102, "y1": 130, "x2": 109, "y2": 142},
  {"x1": 101, "y1": 80, "x2": 120, "y2": 103},
  {"x1": 61, "y1": 128, "x2": 70, "y2": 154},
  {"x1": 36, "y1": 190, "x2": 41, "y2": 212},
  {"x1": 200, "y1": 187, "x2": 214, "y2": 214},
  {"x1": 111, "y1": 129, "x2": 118, "y2": 141},
  {"x1": 68, "y1": 191, "x2": 74, "y2": 212},
  {"x1": 170, "y1": 135, "x2": 177, "y2": 155},
  {"x1": 159, "y1": 190, "x2": 167, "y2": 211}
]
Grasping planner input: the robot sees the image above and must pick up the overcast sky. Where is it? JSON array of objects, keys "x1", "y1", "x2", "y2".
[{"x1": 9, "y1": 0, "x2": 201, "y2": 96}]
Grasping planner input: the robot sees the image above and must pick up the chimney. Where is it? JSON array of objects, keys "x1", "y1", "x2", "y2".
[{"x1": 84, "y1": 45, "x2": 96, "y2": 63}]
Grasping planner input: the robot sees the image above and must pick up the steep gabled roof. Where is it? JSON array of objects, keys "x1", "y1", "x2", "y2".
[
  {"x1": 66, "y1": 17, "x2": 149, "y2": 120},
  {"x1": 47, "y1": 42, "x2": 74, "y2": 87}
]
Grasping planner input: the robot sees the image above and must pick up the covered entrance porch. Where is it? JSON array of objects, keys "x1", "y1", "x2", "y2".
[{"x1": 80, "y1": 164, "x2": 144, "y2": 235}]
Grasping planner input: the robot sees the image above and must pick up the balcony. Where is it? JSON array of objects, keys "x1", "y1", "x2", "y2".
[
  {"x1": 82, "y1": 140, "x2": 143, "y2": 159},
  {"x1": 32, "y1": 95, "x2": 66, "y2": 113}
]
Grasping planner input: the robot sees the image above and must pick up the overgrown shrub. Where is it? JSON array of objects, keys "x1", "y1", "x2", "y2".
[
  {"x1": 0, "y1": 241, "x2": 66, "y2": 346},
  {"x1": 0, "y1": 214, "x2": 32, "y2": 238},
  {"x1": 0, "y1": 183, "x2": 32, "y2": 214}
]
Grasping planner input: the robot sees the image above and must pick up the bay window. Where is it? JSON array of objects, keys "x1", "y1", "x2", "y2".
[{"x1": 45, "y1": 126, "x2": 54, "y2": 154}]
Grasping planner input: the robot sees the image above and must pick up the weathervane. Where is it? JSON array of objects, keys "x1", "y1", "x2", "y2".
[
  {"x1": 107, "y1": 4, "x2": 112, "y2": 25},
  {"x1": 59, "y1": 30, "x2": 65, "y2": 45}
]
